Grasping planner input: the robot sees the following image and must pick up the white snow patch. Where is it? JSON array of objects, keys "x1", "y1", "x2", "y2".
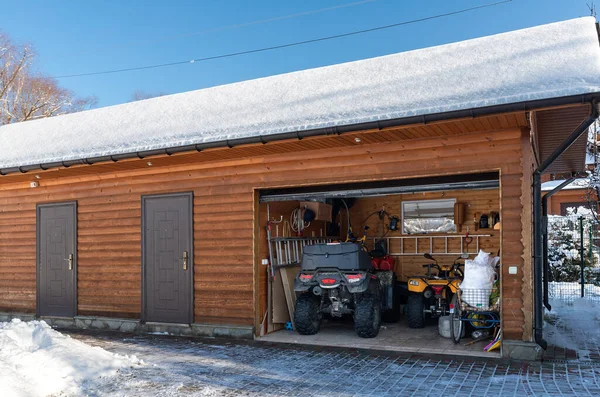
[
  {"x1": 1, "y1": 17, "x2": 600, "y2": 169},
  {"x1": 541, "y1": 178, "x2": 591, "y2": 191},
  {"x1": 0, "y1": 319, "x2": 141, "y2": 396},
  {"x1": 545, "y1": 296, "x2": 600, "y2": 358}
]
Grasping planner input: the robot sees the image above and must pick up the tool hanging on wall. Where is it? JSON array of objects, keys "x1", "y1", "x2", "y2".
[
  {"x1": 290, "y1": 207, "x2": 311, "y2": 236},
  {"x1": 360, "y1": 209, "x2": 400, "y2": 237},
  {"x1": 266, "y1": 211, "x2": 283, "y2": 280},
  {"x1": 464, "y1": 228, "x2": 473, "y2": 253},
  {"x1": 479, "y1": 213, "x2": 489, "y2": 229},
  {"x1": 454, "y1": 202, "x2": 465, "y2": 232}
]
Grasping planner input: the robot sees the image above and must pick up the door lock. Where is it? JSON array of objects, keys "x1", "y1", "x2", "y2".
[
  {"x1": 67, "y1": 254, "x2": 73, "y2": 270},
  {"x1": 183, "y1": 251, "x2": 188, "y2": 270}
]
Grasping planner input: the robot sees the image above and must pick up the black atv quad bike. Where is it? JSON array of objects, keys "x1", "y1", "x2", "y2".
[{"x1": 293, "y1": 242, "x2": 399, "y2": 338}]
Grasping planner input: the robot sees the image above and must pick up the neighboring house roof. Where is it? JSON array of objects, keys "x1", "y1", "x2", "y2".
[
  {"x1": 1, "y1": 17, "x2": 600, "y2": 171},
  {"x1": 541, "y1": 178, "x2": 591, "y2": 191}
]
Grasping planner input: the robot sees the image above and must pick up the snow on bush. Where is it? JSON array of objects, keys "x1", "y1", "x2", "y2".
[
  {"x1": 547, "y1": 209, "x2": 600, "y2": 285},
  {"x1": 0, "y1": 319, "x2": 141, "y2": 397}
]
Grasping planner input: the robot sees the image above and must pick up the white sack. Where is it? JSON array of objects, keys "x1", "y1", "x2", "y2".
[{"x1": 460, "y1": 250, "x2": 498, "y2": 308}]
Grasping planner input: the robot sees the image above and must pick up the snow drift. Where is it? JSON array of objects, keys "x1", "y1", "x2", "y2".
[{"x1": 0, "y1": 319, "x2": 140, "y2": 397}]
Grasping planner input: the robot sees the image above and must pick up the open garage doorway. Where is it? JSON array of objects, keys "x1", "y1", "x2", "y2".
[{"x1": 256, "y1": 172, "x2": 503, "y2": 358}]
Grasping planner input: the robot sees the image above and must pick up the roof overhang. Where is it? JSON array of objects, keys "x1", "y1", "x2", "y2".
[
  {"x1": 534, "y1": 103, "x2": 597, "y2": 174},
  {"x1": 2, "y1": 94, "x2": 599, "y2": 177}
]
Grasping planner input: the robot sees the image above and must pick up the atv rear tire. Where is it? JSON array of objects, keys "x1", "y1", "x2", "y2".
[
  {"x1": 407, "y1": 293, "x2": 426, "y2": 328},
  {"x1": 354, "y1": 293, "x2": 381, "y2": 338},
  {"x1": 294, "y1": 293, "x2": 322, "y2": 335}
]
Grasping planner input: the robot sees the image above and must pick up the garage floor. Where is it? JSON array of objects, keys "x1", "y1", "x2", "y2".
[{"x1": 259, "y1": 317, "x2": 501, "y2": 359}]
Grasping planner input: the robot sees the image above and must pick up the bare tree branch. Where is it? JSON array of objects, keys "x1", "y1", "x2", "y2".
[{"x1": 0, "y1": 31, "x2": 96, "y2": 126}]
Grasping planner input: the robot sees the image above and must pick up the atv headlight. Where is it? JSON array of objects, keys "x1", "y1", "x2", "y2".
[{"x1": 409, "y1": 280, "x2": 419, "y2": 286}]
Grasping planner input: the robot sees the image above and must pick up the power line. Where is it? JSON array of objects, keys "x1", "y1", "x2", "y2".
[
  {"x1": 63, "y1": 0, "x2": 377, "y2": 57},
  {"x1": 55, "y1": 0, "x2": 512, "y2": 79}
]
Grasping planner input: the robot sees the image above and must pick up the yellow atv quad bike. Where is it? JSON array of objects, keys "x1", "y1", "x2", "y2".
[{"x1": 406, "y1": 253, "x2": 466, "y2": 328}]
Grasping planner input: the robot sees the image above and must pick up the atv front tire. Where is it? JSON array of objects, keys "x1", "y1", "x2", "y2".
[
  {"x1": 354, "y1": 293, "x2": 381, "y2": 338},
  {"x1": 407, "y1": 293, "x2": 426, "y2": 328},
  {"x1": 294, "y1": 293, "x2": 322, "y2": 335}
]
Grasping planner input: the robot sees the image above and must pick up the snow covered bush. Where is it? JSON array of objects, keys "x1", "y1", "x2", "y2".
[{"x1": 547, "y1": 208, "x2": 599, "y2": 285}]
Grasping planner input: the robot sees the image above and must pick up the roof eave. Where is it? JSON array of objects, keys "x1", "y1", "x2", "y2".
[{"x1": 3, "y1": 92, "x2": 600, "y2": 176}]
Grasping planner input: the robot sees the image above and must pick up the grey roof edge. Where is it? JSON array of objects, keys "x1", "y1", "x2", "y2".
[{"x1": 2, "y1": 92, "x2": 600, "y2": 177}]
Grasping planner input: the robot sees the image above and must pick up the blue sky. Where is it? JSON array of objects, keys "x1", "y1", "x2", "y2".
[{"x1": 1, "y1": 0, "x2": 594, "y2": 107}]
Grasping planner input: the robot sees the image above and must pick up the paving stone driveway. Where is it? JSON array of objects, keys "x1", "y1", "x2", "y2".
[{"x1": 71, "y1": 331, "x2": 600, "y2": 396}]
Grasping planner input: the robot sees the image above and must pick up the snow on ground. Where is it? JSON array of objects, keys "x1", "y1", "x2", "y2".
[
  {"x1": 2, "y1": 318, "x2": 599, "y2": 396},
  {"x1": 545, "y1": 293, "x2": 600, "y2": 361},
  {"x1": 1, "y1": 322, "x2": 599, "y2": 396},
  {"x1": 0, "y1": 319, "x2": 141, "y2": 397},
  {"x1": 62, "y1": 332, "x2": 600, "y2": 396}
]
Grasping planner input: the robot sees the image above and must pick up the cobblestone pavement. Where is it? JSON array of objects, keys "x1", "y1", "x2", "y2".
[{"x1": 69, "y1": 331, "x2": 600, "y2": 397}]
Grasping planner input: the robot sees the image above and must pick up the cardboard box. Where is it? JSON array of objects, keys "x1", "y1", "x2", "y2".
[{"x1": 300, "y1": 201, "x2": 332, "y2": 222}]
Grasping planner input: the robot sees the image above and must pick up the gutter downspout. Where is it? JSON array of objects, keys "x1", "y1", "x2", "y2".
[
  {"x1": 542, "y1": 177, "x2": 576, "y2": 310},
  {"x1": 533, "y1": 105, "x2": 598, "y2": 350}
]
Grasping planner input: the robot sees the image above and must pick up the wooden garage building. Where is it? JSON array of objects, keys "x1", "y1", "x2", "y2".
[{"x1": 1, "y1": 17, "x2": 600, "y2": 358}]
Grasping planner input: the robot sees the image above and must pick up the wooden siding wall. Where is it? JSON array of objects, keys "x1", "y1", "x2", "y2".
[
  {"x1": 546, "y1": 189, "x2": 592, "y2": 215},
  {"x1": 348, "y1": 189, "x2": 500, "y2": 280},
  {"x1": 0, "y1": 127, "x2": 528, "y2": 339},
  {"x1": 520, "y1": 130, "x2": 536, "y2": 342}
]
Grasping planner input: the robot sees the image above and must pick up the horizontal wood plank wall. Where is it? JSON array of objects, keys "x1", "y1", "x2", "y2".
[
  {"x1": 547, "y1": 189, "x2": 591, "y2": 215},
  {"x1": 520, "y1": 129, "x2": 535, "y2": 342},
  {"x1": 0, "y1": 127, "x2": 527, "y2": 339},
  {"x1": 348, "y1": 189, "x2": 500, "y2": 280}
]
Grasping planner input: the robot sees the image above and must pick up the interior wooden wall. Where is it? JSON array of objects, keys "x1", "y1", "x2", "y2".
[
  {"x1": 0, "y1": 125, "x2": 528, "y2": 340},
  {"x1": 257, "y1": 201, "x2": 327, "y2": 332},
  {"x1": 348, "y1": 189, "x2": 500, "y2": 280}
]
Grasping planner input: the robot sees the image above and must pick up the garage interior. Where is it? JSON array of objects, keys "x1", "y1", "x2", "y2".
[{"x1": 257, "y1": 172, "x2": 503, "y2": 358}]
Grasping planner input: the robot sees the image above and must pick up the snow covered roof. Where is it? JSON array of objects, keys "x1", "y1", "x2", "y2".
[
  {"x1": 1, "y1": 17, "x2": 600, "y2": 170},
  {"x1": 541, "y1": 178, "x2": 591, "y2": 191}
]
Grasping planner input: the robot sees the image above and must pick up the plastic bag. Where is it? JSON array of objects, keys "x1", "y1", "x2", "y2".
[
  {"x1": 460, "y1": 250, "x2": 498, "y2": 309},
  {"x1": 460, "y1": 250, "x2": 496, "y2": 290}
]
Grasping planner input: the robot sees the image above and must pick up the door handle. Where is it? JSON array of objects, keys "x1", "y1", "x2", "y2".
[
  {"x1": 183, "y1": 251, "x2": 188, "y2": 270},
  {"x1": 66, "y1": 254, "x2": 73, "y2": 270}
]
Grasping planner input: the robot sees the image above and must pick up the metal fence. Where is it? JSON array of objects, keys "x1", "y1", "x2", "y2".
[{"x1": 547, "y1": 213, "x2": 600, "y2": 302}]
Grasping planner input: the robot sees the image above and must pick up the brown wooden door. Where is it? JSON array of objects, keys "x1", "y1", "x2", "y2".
[
  {"x1": 142, "y1": 193, "x2": 193, "y2": 324},
  {"x1": 37, "y1": 202, "x2": 77, "y2": 317}
]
